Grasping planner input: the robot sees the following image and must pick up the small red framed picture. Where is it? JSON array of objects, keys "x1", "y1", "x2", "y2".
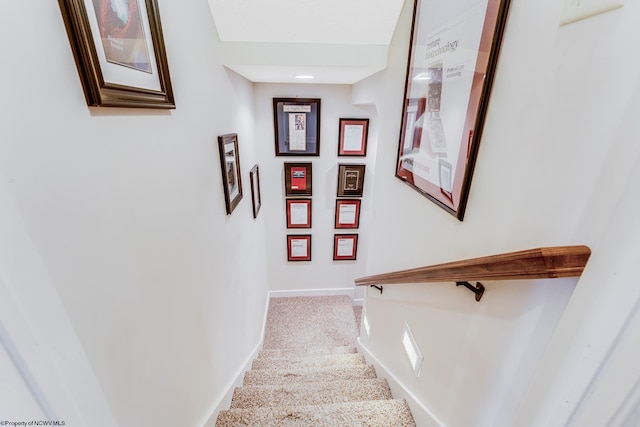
[
  {"x1": 287, "y1": 235, "x2": 312, "y2": 261},
  {"x1": 338, "y1": 118, "x2": 369, "y2": 156},
  {"x1": 284, "y1": 162, "x2": 312, "y2": 196},
  {"x1": 334, "y1": 199, "x2": 361, "y2": 229},
  {"x1": 286, "y1": 199, "x2": 312, "y2": 228},
  {"x1": 333, "y1": 234, "x2": 358, "y2": 261}
]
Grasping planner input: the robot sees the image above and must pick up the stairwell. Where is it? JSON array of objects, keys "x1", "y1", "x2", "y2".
[{"x1": 215, "y1": 295, "x2": 416, "y2": 426}]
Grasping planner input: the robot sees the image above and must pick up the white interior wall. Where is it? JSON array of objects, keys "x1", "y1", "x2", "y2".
[
  {"x1": 0, "y1": 1, "x2": 269, "y2": 426},
  {"x1": 356, "y1": 0, "x2": 640, "y2": 426},
  {"x1": 253, "y1": 83, "x2": 374, "y2": 300}
]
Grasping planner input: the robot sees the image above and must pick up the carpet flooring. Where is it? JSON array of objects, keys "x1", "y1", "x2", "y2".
[{"x1": 215, "y1": 295, "x2": 415, "y2": 426}]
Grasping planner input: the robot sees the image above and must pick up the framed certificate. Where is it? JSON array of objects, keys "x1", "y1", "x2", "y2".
[
  {"x1": 395, "y1": 0, "x2": 511, "y2": 220},
  {"x1": 287, "y1": 235, "x2": 312, "y2": 262},
  {"x1": 337, "y1": 164, "x2": 365, "y2": 197},
  {"x1": 217, "y1": 134, "x2": 243, "y2": 215},
  {"x1": 333, "y1": 234, "x2": 358, "y2": 261},
  {"x1": 273, "y1": 98, "x2": 321, "y2": 156},
  {"x1": 58, "y1": 0, "x2": 175, "y2": 108},
  {"x1": 284, "y1": 162, "x2": 312, "y2": 196},
  {"x1": 249, "y1": 164, "x2": 262, "y2": 219},
  {"x1": 334, "y1": 199, "x2": 361, "y2": 229},
  {"x1": 286, "y1": 199, "x2": 312, "y2": 228},
  {"x1": 338, "y1": 118, "x2": 369, "y2": 157}
]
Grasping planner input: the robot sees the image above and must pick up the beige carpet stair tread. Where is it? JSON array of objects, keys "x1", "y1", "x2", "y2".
[
  {"x1": 257, "y1": 345, "x2": 357, "y2": 359},
  {"x1": 251, "y1": 353, "x2": 365, "y2": 370},
  {"x1": 216, "y1": 399, "x2": 416, "y2": 427},
  {"x1": 243, "y1": 364, "x2": 377, "y2": 386},
  {"x1": 230, "y1": 379, "x2": 392, "y2": 408},
  {"x1": 263, "y1": 296, "x2": 358, "y2": 350}
]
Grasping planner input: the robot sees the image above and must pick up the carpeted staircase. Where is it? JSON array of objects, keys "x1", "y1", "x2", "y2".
[{"x1": 215, "y1": 295, "x2": 416, "y2": 426}]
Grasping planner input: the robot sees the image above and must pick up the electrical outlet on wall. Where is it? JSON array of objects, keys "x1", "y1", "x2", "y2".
[{"x1": 560, "y1": 0, "x2": 625, "y2": 25}]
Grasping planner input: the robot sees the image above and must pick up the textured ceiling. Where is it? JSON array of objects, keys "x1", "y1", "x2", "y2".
[{"x1": 207, "y1": 0, "x2": 407, "y2": 84}]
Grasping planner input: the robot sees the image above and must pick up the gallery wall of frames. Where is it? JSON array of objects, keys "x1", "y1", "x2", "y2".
[
  {"x1": 217, "y1": 97, "x2": 369, "y2": 262},
  {"x1": 275, "y1": 98, "x2": 369, "y2": 262}
]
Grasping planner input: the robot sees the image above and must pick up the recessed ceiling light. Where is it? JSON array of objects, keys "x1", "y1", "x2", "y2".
[{"x1": 294, "y1": 75, "x2": 315, "y2": 80}]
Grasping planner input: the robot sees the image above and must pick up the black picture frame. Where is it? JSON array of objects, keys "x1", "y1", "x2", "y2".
[
  {"x1": 249, "y1": 164, "x2": 262, "y2": 218},
  {"x1": 217, "y1": 134, "x2": 243, "y2": 215},
  {"x1": 273, "y1": 98, "x2": 321, "y2": 156}
]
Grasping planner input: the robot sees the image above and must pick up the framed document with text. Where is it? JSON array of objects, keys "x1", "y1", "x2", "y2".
[
  {"x1": 286, "y1": 199, "x2": 312, "y2": 228},
  {"x1": 337, "y1": 164, "x2": 365, "y2": 197},
  {"x1": 338, "y1": 118, "x2": 369, "y2": 157},
  {"x1": 217, "y1": 134, "x2": 243, "y2": 215},
  {"x1": 333, "y1": 234, "x2": 358, "y2": 261},
  {"x1": 287, "y1": 235, "x2": 311, "y2": 261},
  {"x1": 58, "y1": 0, "x2": 175, "y2": 108},
  {"x1": 395, "y1": 0, "x2": 511, "y2": 220},
  {"x1": 284, "y1": 162, "x2": 312, "y2": 196},
  {"x1": 334, "y1": 199, "x2": 361, "y2": 229},
  {"x1": 273, "y1": 98, "x2": 321, "y2": 156}
]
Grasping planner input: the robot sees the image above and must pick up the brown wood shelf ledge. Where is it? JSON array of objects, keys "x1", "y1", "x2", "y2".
[{"x1": 355, "y1": 245, "x2": 591, "y2": 289}]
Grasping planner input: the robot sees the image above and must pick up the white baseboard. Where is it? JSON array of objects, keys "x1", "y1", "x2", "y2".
[
  {"x1": 357, "y1": 338, "x2": 446, "y2": 427},
  {"x1": 201, "y1": 294, "x2": 271, "y2": 427}
]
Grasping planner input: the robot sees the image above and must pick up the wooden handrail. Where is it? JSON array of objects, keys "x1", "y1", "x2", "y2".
[{"x1": 355, "y1": 245, "x2": 591, "y2": 287}]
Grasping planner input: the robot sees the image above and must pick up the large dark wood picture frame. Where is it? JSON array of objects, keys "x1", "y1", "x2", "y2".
[
  {"x1": 273, "y1": 98, "x2": 321, "y2": 156},
  {"x1": 217, "y1": 134, "x2": 243, "y2": 215},
  {"x1": 58, "y1": 0, "x2": 175, "y2": 108},
  {"x1": 395, "y1": 0, "x2": 511, "y2": 220}
]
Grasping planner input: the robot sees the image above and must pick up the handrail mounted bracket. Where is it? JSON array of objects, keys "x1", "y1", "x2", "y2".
[
  {"x1": 370, "y1": 285, "x2": 383, "y2": 294},
  {"x1": 456, "y1": 281, "x2": 485, "y2": 302}
]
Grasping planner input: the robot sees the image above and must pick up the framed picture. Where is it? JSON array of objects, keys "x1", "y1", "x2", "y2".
[
  {"x1": 217, "y1": 134, "x2": 242, "y2": 215},
  {"x1": 287, "y1": 234, "x2": 311, "y2": 262},
  {"x1": 273, "y1": 98, "x2": 321, "y2": 156},
  {"x1": 395, "y1": 0, "x2": 512, "y2": 220},
  {"x1": 58, "y1": 0, "x2": 175, "y2": 109},
  {"x1": 333, "y1": 234, "x2": 358, "y2": 261},
  {"x1": 337, "y1": 164, "x2": 365, "y2": 197},
  {"x1": 249, "y1": 164, "x2": 262, "y2": 219},
  {"x1": 334, "y1": 199, "x2": 361, "y2": 229},
  {"x1": 338, "y1": 119, "x2": 369, "y2": 157},
  {"x1": 286, "y1": 199, "x2": 312, "y2": 228},
  {"x1": 284, "y1": 162, "x2": 312, "y2": 196}
]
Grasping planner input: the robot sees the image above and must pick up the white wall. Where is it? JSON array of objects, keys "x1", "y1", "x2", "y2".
[
  {"x1": 253, "y1": 84, "x2": 375, "y2": 300},
  {"x1": 0, "y1": 1, "x2": 269, "y2": 426},
  {"x1": 356, "y1": 0, "x2": 640, "y2": 426}
]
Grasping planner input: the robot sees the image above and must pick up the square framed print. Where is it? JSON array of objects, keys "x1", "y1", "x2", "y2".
[
  {"x1": 273, "y1": 98, "x2": 321, "y2": 156},
  {"x1": 287, "y1": 234, "x2": 311, "y2": 262},
  {"x1": 249, "y1": 164, "x2": 262, "y2": 219},
  {"x1": 334, "y1": 199, "x2": 361, "y2": 229},
  {"x1": 333, "y1": 234, "x2": 358, "y2": 261},
  {"x1": 217, "y1": 133, "x2": 242, "y2": 215},
  {"x1": 286, "y1": 199, "x2": 312, "y2": 228},
  {"x1": 284, "y1": 162, "x2": 312, "y2": 196},
  {"x1": 395, "y1": 0, "x2": 511, "y2": 220},
  {"x1": 338, "y1": 118, "x2": 369, "y2": 157},
  {"x1": 337, "y1": 164, "x2": 365, "y2": 197},
  {"x1": 58, "y1": 0, "x2": 175, "y2": 108}
]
